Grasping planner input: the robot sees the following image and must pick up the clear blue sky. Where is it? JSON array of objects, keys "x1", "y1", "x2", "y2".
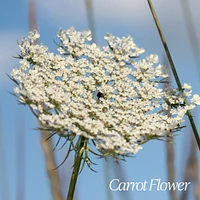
[{"x1": 0, "y1": 0, "x2": 199, "y2": 200}]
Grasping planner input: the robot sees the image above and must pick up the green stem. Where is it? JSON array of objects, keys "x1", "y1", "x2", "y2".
[
  {"x1": 67, "y1": 136, "x2": 86, "y2": 200},
  {"x1": 147, "y1": 0, "x2": 200, "y2": 150}
]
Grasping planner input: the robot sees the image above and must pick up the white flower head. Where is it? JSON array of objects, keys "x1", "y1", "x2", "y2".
[{"x1": 10, "y1": 27, "x2": 200, "y2": 160}]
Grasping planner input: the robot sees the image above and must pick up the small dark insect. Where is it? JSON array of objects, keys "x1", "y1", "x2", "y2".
[{"x1": 97, "y1": 91, "x2": 104, "y2": 99}]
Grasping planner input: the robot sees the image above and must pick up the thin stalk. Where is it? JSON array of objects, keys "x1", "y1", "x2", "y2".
[
  {"x1": 40, "y1": 125, "x2": 64, "y2": 200},
  {"x1": 147, "y1": 0, "x2": 200, "y2": 150},
  {"x1": 84, "y1": 0, "x2": 97, "y2": 43},
  {"x1": 28, "y1": 1, "x2": 63, "y2": 199},
  {"x1": 180, "y1": 130, "x2": 199, "y2": 200},
  {"x1": 16, "y1": 111, "x2": 25, "y2": 200},
  {"x1": 164, "y1": 59, "x2": 177, "y2": 200},
  {"x1": 104, "y1": 159, "x2": 113, "y2": 200},
  {"x1": 180, "y1": 0, "x2": 200, "y2": 78},
  {"x1": 0, "y1": 109, "x2": 11, "y2": 200},
  {"x1": 67, "y1": 136, "x2": 86, "y2": 200}
]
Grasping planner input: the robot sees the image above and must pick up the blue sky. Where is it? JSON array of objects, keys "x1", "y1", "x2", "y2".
[{"x1": 0, "y1": 0, "x2": 199, "y2": 200}]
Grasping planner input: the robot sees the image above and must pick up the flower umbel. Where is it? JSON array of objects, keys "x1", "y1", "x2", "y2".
[{"x1": 10, "y1": 27, "x2": 199, "y2": 161}]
